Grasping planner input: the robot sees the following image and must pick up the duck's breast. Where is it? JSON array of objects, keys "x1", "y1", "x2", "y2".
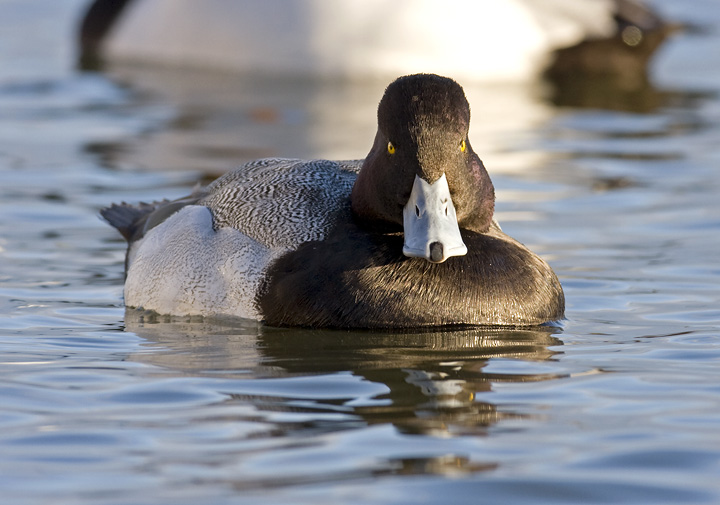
[{"x1": 258, "y1": 224, "x2": 564, "y2": 328}]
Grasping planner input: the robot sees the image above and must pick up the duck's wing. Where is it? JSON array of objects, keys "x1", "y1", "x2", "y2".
[{"x1": 201, "y1": 158, "x2": 361, "y2": 249}]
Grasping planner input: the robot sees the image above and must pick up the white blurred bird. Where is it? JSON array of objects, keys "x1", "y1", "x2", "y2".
[{"x1": 79, "y1": 0, "x2": 669, "y2": 82}]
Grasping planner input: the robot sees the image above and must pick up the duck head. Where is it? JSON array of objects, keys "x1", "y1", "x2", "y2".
[{"x1": 351, "y1": 74, "x2": 496, "y2": 263}]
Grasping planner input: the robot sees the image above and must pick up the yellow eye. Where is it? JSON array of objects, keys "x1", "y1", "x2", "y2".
[
  {"x1": 460, "y1": 139, "x2": 466, "y2": 152},
  {"x1": 387, "y1": 141, "x2": 396, "y2": 155}
]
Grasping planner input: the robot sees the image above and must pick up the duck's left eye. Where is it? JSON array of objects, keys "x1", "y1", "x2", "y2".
[
  {"x1": 460, "y1": 139, "x2": 466, "y2": 152},
  {"x1": 387, "y1": 141, "x2": 396, "y2": 155}
]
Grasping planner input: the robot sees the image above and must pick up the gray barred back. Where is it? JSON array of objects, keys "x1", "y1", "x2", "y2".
[{"x1": 200, "y1": 158, "x2": 361, "y2": 249}]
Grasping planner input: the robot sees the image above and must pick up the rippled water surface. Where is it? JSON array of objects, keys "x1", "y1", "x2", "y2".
[{"x1": 1, "y1": 1, "x2": 719, "y2": 504}]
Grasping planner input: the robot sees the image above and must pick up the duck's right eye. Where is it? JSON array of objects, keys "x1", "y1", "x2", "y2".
[{"x1": 387, "y1": 141, "x2": 396, "y2": 155}]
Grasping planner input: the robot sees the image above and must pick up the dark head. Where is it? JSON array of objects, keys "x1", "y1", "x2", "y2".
[{"x1": 351, "y1": 73, "x2": 496, "y2": 263}]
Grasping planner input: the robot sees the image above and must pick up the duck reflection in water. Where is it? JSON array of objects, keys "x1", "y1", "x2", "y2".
[{"x1": 124, "y1": 312, "x2": 564, "y2": 442}]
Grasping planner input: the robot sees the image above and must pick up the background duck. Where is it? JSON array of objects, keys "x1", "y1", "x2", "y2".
[
  {"x1": 102, "y1": 74, "x2": 565, "y2": 328},
  {"x1": 79, "y1": 0, "x2": 670, "y2": 83}
]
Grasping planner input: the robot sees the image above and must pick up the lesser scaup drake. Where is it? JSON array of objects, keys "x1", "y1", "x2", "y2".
[{"x1": 102, "y1": 74, "x2": 564, "y2": 328}]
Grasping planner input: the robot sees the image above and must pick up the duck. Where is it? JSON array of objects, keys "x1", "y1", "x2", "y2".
[
  {"x1": 102, "y1": 73, "x2": 565, "y2": 328},
  {"x1": 79, "y1": 0, "x2": 669, "y2": 83}
]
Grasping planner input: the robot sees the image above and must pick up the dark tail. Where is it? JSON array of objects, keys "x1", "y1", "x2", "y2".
[
  {"x1": 101, "y1": 188, "x2": 205, "y2": 243},
  {"x1": 100, "y1": 201, "x2": 164, "y2": 243}
]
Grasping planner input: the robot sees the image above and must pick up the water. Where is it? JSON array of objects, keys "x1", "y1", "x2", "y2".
[{"x1": 1, "y1": 1, "x2": 719, "y2": 503}]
